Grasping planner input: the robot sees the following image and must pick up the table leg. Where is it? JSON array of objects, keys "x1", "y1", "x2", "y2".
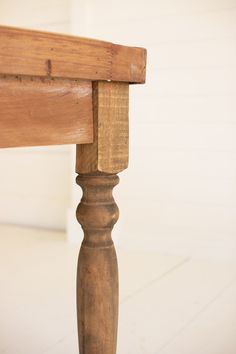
[
  {"x1": 76, "y1": 173, "x2": 119, "y2": 354},
  {"x1": 75, "y1": 81, "x2": 129, "y2": 354}
]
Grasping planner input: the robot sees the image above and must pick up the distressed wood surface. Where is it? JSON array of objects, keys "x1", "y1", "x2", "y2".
[
  {"x1": 0, "y1": 76, "x2": 93, "y2": 148},
  {"x1": 0, "y1": 26, "x2": 146, "y2": 83},
  {"x1": 0, "y1": 25, "x2": 146, "y2": 354},
  {"x1": 76, "y1": 174, "x2": 119, "y2": 354},
  {"x1": 76, "y1": 81, "x2": 129, "y2": 174},
  {"x1": 76, "y1": 80, "x2": 130, "y2": 354}
]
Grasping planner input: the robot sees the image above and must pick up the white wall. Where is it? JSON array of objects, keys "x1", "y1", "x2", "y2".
[
  {"x1": 70, "y1": 0, "x2": 236, "y2": 259},
  {"x1": 0, "y1": 0, "x2": 70, "y2": 32},
  {"x1": 0, "y1": 0, "x2": 235, "y2": 259},
  {"x1": 0, "y1": 0, "x2": 72, "y2": 229}
]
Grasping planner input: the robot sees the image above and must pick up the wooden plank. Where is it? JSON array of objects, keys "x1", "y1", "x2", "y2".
[
  {"x1": 0, "y1": 76, "x2": 93, "y2": 148},
  {"x1": 0, "y1": 26, "x2": 147, "y2": 84},
  {"x1": 76, "y1": 81, "x2": 129, "y2": 174}
]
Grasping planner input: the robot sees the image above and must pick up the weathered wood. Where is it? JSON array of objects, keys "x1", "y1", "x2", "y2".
[
  {"x1": 75, "y1": 79, "x2": 129, "y2": 354},
  {"x1": 76, "y1": 174, "x2": 119, "y2": 354},
  {"x1": 0, "y1": 26, "x2": 146, "y2": 83},
  {"x1": 76, "y1": 81, "x2": 129, "y2": 174},
  {"x1": 0, "y1": 76, "x2": 93, "y2": 148},
  {"x1": 0, "y1": 24, "x2": 146, "y2": 354}
]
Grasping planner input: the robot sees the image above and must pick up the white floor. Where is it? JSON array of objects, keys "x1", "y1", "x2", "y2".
[{"x1": 0, "y1": 225, "x2": 235, "y2": 354}]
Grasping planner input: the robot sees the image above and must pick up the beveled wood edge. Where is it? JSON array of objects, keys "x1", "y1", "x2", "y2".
[{"x1": 0, "y1": 25, "x2": 147, "y2": 84}]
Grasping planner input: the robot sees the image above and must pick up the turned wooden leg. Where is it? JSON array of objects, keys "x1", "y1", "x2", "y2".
[
  {"x1": 75, "y1": 81, "x2": 129, "y2": 354},
  {"x1": 76, "y1": 173, "x2": 119, "y2": 354}
]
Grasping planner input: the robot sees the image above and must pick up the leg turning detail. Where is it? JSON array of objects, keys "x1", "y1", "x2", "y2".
[{"x1": 76, "y1": 173, "x2": 119, "y2": 354}]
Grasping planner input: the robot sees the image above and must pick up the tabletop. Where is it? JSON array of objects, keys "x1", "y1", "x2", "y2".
[{"x1": 0, "y1": 26, "x2": 146, "y2": 150}]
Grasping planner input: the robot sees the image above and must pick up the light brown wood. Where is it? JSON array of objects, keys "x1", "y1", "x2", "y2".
[
  {"x1": 75, "y1": 80, "x2": 129, "y2": 354},
  {"x1": 0, "y1": 24, "x2": 147, "y2": 354},
  {"x1": 0, "y1": 26, "x2": 146, "y2": 83},
  {"x1": 0, "y1": 76, "x2": 93, "y2": 148},
  {"x1": 76, "y1": 174, "x2": 119, "y2": 354},
  {"x1": 76, "y1": 81, "x2": 129, "y2": 174}
]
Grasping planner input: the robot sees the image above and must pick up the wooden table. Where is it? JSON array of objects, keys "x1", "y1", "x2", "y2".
[{"x1": 0, "y1": 26, "x2": 146, "y2": 354}]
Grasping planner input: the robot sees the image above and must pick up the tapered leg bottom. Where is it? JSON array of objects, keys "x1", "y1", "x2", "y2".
[{"x1": 76, "y1": 174, "x2": 119, "y2": 354}]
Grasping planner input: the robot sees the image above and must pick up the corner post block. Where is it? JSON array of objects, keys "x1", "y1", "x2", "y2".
[{"x1": 76, "y1": 81, "x2": 129, "y2": 354}]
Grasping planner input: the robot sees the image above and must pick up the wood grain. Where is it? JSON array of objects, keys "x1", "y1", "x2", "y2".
[
  {"x1": 76, "y1": 174, "x2": 119, "y2": 354},
  {"x1": 76, "y1": 81, "x2": 129, "y2": 174},
  {"x1": 0, "y1": 26, "x2": 146, "y2": 83},
  {"x1": 76, "y1": 81, "x2": 129, "y2": 354},
  {"x1": 0, "y1": 76, "x2": 93, "y2": 148}
]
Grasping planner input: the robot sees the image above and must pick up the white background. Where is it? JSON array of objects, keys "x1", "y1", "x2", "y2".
[{"x1": 0, "y1": 0, "x2": 235, "y2": 259}]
